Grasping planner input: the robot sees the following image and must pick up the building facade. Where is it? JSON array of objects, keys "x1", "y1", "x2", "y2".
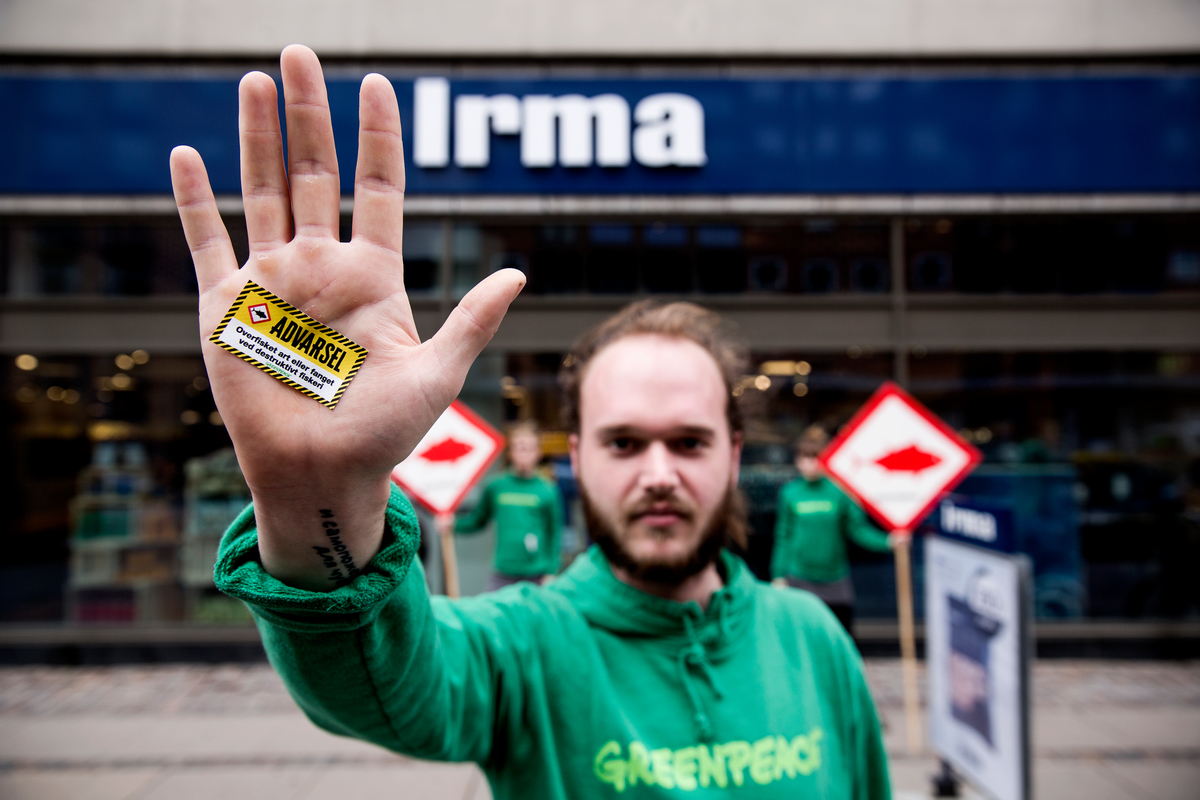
[{"x1": 2, "y1": 0, "x2": 1198, "y2": 622}]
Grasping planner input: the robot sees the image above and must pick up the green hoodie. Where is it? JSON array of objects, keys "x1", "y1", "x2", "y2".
[
  {"x1": 455, "y1": 471, "x2": 563, "y2": 576},
  {"x1": 771, "y1": 477, "x2": 891, "y2": 584},
  {"x1": 215, "y1": 486, "x2": 891, "y2": 799}
]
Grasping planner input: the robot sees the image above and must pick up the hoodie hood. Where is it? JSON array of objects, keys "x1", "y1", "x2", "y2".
[{"x1": 552, "y1": 545, "x2": 759, "y2": 741}]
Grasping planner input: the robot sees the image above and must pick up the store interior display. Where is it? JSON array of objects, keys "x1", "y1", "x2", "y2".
[
  {"x1": 67, "y1": 441, "x2": 181, "y2": 623},
  {"x1": 181, "y1": 448, "x2": 253, "y2": 623}
]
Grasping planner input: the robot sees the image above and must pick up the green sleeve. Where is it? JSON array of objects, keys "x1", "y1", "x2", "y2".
[
  {"x1": 843, "y1": 494, "x2": 891, "y2": 553},
  {"x1": 214, "y1": 485, "x2": 544, "y2": 766},
  {"x1": 770, "y1": 483, "x2": 792, "y2": 578},
  {"x1": 454, "y1": 479, "x2": 494, "y2": 534},
  {"x1": 842, "y1": 628, "x2": 892, "y2": 799},
  {"x1": 541, "y1": 480, "x2": 564, "y2": 575}
]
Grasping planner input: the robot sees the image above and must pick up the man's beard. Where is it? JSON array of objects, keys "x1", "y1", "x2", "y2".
[{"x1": 579, "y1": 482, "x2": 747, "y2": 586}]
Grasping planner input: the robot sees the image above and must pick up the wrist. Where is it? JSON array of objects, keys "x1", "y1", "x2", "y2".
[{"x1": 252, "y1": 474, "x2": 394, "y2": 592}]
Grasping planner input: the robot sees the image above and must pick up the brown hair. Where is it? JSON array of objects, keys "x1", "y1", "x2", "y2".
[
  {"x1": 558, "y1": 300, "x2": 748, "y2": 436},
  {"x1": 507, "y1": 420, "x2": 540, "y2": 440},
  {"x1": 794, "y1": 425, "x2": 829, "y2": 458}
]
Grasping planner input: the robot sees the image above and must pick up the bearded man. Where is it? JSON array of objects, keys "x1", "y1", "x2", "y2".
[{"x1": 173, "y1": 45, "x2": 890, "y2": 799}]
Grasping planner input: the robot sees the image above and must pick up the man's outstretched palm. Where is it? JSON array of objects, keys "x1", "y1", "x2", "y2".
[{"x1": 169, "y1": 45, "x2": 524, "y2": 588}]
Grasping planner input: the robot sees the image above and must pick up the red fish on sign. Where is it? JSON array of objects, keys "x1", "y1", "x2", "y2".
[
  {"x1": 418, "y1": 437, "x2": 474, "y2": 464},
  {"x1": 875, "y1": 445, "x2": 942, "y2": 473}
]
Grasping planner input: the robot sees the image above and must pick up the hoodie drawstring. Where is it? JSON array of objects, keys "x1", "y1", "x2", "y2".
[{"x1": 678, "y1": 614, "x2": 725, "y2": 742}]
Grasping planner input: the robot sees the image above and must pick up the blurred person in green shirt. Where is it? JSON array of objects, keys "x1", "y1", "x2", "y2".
[
  {"x1": 772, "y1": 426, "x2": 901, "y2": 635},
  {"x1": 440, "y1": 422, "x2": 564, "y2": 589}
]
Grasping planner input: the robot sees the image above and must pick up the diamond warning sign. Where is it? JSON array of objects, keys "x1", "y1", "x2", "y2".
[
  {"x1": 248, "y1": 303, "x2": 271, "y2": 324},
  {"x1": 392, "y1": 401, "x2": 506, "y2": 515},
  {"x1": 820, "y1": 382, "x2": 982, "y2": 532},
  {"x1": 209, "y1": 281, "x2": 368, "y2": 410}
]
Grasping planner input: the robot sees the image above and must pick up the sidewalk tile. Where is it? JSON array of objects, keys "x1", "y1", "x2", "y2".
[
  {"x1": 305, "y1": 763, "x2": 484, "y2": 800},
  {"x1": 136, "y1": 766, "x2": 320, "y2": 800},
  {"x1": 1104, "y1": 762, "x2": 1200, "y2": 800},
  {"x1": 0, "y1": 714, "x2": 388, "y2": 762},
  {"x1": 1034, "y1": 710, "x2": 1125, "y2": 749},
  {"x1": 1035, "y1": 760, "x2": 1141, "y2": 800},
  {"x1": 879, "y1": 708, "x2": 929, "y2": 754},
  {"x1": 463, "y1": 768, "x2": 493, "y2": 800},
  {"x1": 0, "y1": 768, "x2": 159, "y2": 800},
  {"x1": 887, "y1": 757, "x2": 939, "y2": 794},
  {"x1": 251, "y1": 715, "x2": 398, "y2": 758},
  {"x1": 1076, "y1": 709, "x2": 1200, "y2": 750}
]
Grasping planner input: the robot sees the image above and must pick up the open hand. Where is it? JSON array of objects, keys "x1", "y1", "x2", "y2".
[{"x1": 169, "y1": 46, "x2": 524, "y2": 588}]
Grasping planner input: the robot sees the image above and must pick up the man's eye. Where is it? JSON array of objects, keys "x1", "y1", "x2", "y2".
[
  {"x1": 609, "y1": 437, "x2": 635, "y2": 452},
  {"x1": 676, "y1": 437, "x2": 702, "y2": 451}
]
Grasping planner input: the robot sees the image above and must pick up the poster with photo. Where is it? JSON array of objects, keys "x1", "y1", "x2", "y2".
[{"x1": 927, "y1": 536, "x2": 1033, "y2": 800}]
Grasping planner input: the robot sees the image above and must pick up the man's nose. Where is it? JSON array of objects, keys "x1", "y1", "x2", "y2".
[{"x1": 638, "y1": 441, "x2": 680, "y2": 491}]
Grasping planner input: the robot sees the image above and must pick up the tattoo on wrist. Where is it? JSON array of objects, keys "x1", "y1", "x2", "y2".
[{"x1": 312, "y1": 508, "x2": 362, "y2": 586}]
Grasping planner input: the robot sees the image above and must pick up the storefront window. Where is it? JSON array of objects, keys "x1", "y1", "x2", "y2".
[
  {"x1": 531, "y1": 226, "x2": 585, "y2": 294},
  {"x1": 4, "y1": 353, "x2": 240, "y2": 623},
  {"x1": 587, "y1": 224, "x2": 636, "y2": 294},
  {"x1": 452, "y1": 223, "x2": 483, "y2": 297},
  {"x1": 906, "y1": 215, "x2": 1200, "y2": 294},
  {"x1": 448, "y1": 219, "x2": 892, "y2": 297},
  {"x1": 2, "y1": 218, "x2": 239, "y2": 297},
  {"x1": 399, "y1": 220, "x2": 444, "y2": 295},
  {"x1": 3, "y1": 210, "x2": 1197, "y2": 626}
]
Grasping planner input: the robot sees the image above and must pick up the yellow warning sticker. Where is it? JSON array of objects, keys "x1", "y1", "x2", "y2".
[{"x1": 209, "y1": 281, "x2": 368, "y2": 409}]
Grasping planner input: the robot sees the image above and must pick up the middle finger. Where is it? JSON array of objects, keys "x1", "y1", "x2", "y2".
[
  {"x1": 281, "y1": 45, "x2": 341, "y2": 239},
  {"x1": 239, "y1": 72, "x2": 292, "y2": 252}
]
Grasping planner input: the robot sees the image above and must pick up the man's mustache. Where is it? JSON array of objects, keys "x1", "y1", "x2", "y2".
[{"x1": 624, "y1": 494, "x2": 695, "y2": 524}]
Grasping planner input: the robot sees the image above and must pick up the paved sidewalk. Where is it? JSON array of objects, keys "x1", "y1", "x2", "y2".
[
  {"x1": 0, "y1": 660, "x2": 1196, "y2": 799},
  {"x1": 863, "y1": 661, "x2": 1200, "y2": 800}
]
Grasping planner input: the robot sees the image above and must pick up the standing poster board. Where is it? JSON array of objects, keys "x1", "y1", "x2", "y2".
[{"x1": 926, "y1": 536, "x2": 1033, "y2": 800}]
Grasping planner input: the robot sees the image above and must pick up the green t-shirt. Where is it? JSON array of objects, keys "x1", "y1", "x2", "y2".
[
  {"x1": 215, "y1": 486, "x2": 891, "y2": 800},
  {"x1": 771, "y1": 477, "x2": 891, "y2": 584},
  {"x1": 455, "y1": 471, "x2": 564, "y2": 577}
]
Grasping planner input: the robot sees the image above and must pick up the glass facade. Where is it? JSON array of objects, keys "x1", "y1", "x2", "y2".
[
  {"x1": 3, "y1": 351, "x2": 232, "y2": 622},
  {"x1": 2, "y1": 217, "x2": 205, "y2": 297},
  {"x1": 904, "y1": 216, "x2": 1200, "y2": 294},
  {"x1": 451, "y1": 220, "x2": 893, "y2": 297},
  {"x1": 2, "y1": 212, "x2": 1198, "y2": 623}
]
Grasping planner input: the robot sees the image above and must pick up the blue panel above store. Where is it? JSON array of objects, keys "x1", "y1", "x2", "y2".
[{"x1": 1, "y1": 73, "x2": 1197, "y2": 195}]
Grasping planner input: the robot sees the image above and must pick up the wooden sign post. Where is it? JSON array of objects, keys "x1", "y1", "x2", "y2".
[
  {"x1": 437, "y1": 515, "x2": 462, "y2": 598},
  {"x1": 893, "y1": 533, "x2": 922, "y2": 753}
]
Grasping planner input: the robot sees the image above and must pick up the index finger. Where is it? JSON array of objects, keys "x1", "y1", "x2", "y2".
[{"x1": 170, "y1": 146, "x2": 239, "y2": 294}]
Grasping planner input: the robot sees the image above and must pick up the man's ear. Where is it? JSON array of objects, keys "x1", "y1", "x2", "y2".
[
  {"x1": 729, "y1": 431, "x2": 743, "y2": 486},
  {"x1": 568, "y1": 433, "x2": 581, "y2": 479}
]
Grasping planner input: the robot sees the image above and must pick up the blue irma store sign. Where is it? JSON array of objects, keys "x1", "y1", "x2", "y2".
[
  {"x1": 934, "y1": 495, "x2": 1016, "y2": 554},
  {"x1": 1, "y1": 73, "x2": 1198, "y2": 195}
]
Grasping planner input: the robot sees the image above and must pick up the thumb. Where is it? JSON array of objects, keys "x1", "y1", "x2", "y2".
[{"x1": 426, "y1": 267, "x2": 525, "y2": 386}]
